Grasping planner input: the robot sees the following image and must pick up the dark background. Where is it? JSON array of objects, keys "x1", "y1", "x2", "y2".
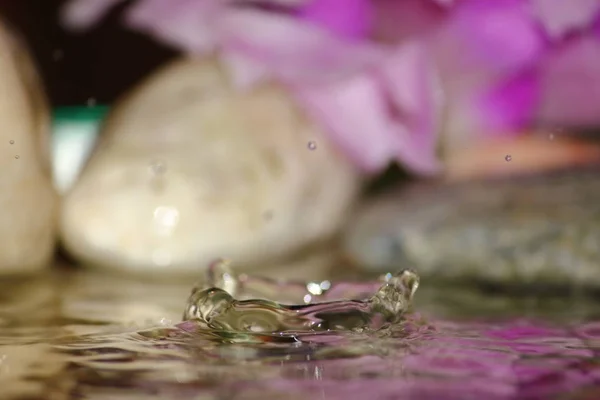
[{"x1": 2, "y1": 0, "x2": 178, "y2": 106}]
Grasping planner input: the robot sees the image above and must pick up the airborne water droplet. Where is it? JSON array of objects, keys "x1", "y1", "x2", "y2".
[
  {"x1": 14, "y1": 155, "x2": 19, "y2": 159},
  {"x1": 9, "y1": 140, "x2": 14, "y2": 145},
  {"x1": 307, "y1": 141, "x2": 317, "y2": 150},
  {"x1": 87, "y1": 98, "x2": 97, "y2": 107},
  {"x1": 505, "y1": 155, "x2": 512, "y2": 162}
]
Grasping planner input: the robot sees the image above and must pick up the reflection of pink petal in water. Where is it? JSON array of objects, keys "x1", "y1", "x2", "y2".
[
  {"x1": 506, "y1": 341, "x2": 580, "y2": 356},
  {"x1": 403, "y1": 347, "x2": 517, "y2": 381},
  {"x1": 513, "y1": 358, "x2": 575, "y2": 383},
  {"x1": 159, "y1": 314, "x2": 600, "y2": 398},
  {"x1": 513, "y1": 356, "x2": 595, "y2": 398},
  {"x1": 245, "y1": 377, "x2": 518, "y2": 400},
  {"x1": 520, "y1": 367, "x2": 595, "y2": 399},
  {"x1": 486, "y1": 323, "x2": 568, "y2": 340},
  {"x1": 574, "y1": 321, "x2": 600, "y2": 339}
]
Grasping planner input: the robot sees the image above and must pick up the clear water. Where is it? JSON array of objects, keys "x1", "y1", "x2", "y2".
[{"x1": 1, "y1": 266, "x2": 600, "y2": 400}]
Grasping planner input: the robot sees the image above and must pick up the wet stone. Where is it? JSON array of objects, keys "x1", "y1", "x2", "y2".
[
  {"x1": 342, "y1": 167, "x2": 600, "y2": 288},
  {"x1": 59, "y1": 57, "x2": 361, "y2": 278}
]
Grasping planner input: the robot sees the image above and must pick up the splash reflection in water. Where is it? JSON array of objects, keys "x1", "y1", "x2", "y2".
[{"x1": 1, "y1": 267, "x2": 600, "y2": 399}]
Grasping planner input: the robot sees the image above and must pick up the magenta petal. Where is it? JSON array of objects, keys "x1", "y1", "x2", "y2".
[
  {"x1": 294, "y1": 75, "x2": 403, "y2": 173},
  {"x1": 477, "y1": 70, "x2": 539, "y2": 133},
  {"x1": 433, "y1": 0, "x2": 455, "y2": 6},
  {"x1": 124, "y1": 0, "x2": 223, "y2": 54},
  {"x1": 122, "y1": 1, "x2": 379, "y2": 86},
  {"x1": 60, "y1": 0, "x2": 126, "y2": 30},
  {"x1": 60, "y1": 0, "x2": 444, "y2": 176},
  {"x1": 531, "y1": 0, "x2": 600, "y2": 39},
  {"x1": 219, "y1": 10, "x2": 379, "y2": 85},
  {"x1": 594, "y1": 13, "x2": 600, "y2": 36},
  {"x1": 537, "y1": 35, "x2": 600, "y2": 127},
  {"x1": 378, "y1": 42, "x2": 441, "y2": 173},
  {"x1": 437, "y1": 0, "x2": 544, "y2": 76},
  {"x1": 298, "y1": 0, "x2": 373, "y2": 40},
  {"x1": 371, "y1": 0, "x2": 449, "y2": 43},
  {"x1": 295, "y1": 63, "x2": 441, "y2": 175}
]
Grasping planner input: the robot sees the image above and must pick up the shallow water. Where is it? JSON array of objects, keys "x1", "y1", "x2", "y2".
[{"x1": 1, "y1": 267, "x2": 600, "y2": 400}]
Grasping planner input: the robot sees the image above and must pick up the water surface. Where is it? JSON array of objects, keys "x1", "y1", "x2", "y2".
[{"x1": 1, "y1": 267, "x2": 600, "y2": 400}]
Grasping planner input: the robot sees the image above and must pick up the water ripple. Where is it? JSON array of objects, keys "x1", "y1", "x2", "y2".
[{"x1": 1, "y1": 268, "x2": 600, "y2": 399}]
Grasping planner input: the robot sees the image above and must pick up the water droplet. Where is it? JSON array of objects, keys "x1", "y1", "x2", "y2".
[
  {"x1": 149, "y1": 159, "x2": 167, "y2": 176},
  {"x1": 86, "y1": 98, "x2": 97, "y2": 107},
  {"x1": 307, "y1": 141, "x2": 317, "y2": 150},
  {"x1": 373, "y1": 269, "x2": 420, "y2": 319},
  {"x1": 206, "y1": 259, "x2": 239, "y2": 295},
  {"x1": 505, "y1": 155, "x2": 512, "y2": 162},
  {"x1": 549, "y1": 133, "x2": 555, "y2": 141},
  {"x1": 307, "y1": 282, "x2": 323, "y2": 296},
  {"x1": 14, "y1": 155, "x2": 19, "y2": 159},
  {"x1": 9, "y1": 140, "x2": 14, "y2": 145}
]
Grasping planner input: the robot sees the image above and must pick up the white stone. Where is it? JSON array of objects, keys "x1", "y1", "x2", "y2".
[
  {"x1": 0, "y1": 19, "x2": 57, "y2": 274},
  {"x1": 60, "y1": 57, "x2": 362, "y2": 277}
]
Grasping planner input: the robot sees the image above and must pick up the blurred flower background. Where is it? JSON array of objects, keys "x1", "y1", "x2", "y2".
[
  {"x1": 3, "y1": 0, "x2": 600, "y2": 278},
  {"x1": 60, "y1": 0, "x2": 600, "y2": 177}
]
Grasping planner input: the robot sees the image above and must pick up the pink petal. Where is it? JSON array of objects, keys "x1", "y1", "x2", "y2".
[
  {"x1": 426, "y1": 0, "x2": 546, "y2": 142},
  {"x1": 124, "y1": 0, "x2": 223, "y2": 54},
  {"x1": 477, "y1": 70, "x2": 540, "y2": 134},
  {"x1": 594, "y1": 13, "x2": 600, "y2": 36},
  {"x1": 434, "y1": 0, "x2": 544, "y2": 78},
  {"x1": 294, "y1": 47, "x2": 441, "y2": 176},
  {"x1": 295, "y1": 75, "x2": 406, "y2": 173},
  {"x1": 475, "y1": 33, "x2": 600, "y2": 132},
  {"x1": 60, "y1": 0, "x2": 444, "y2": 175},
  {"x1": 240, "y1": 0, "x2": 308, "y2": 7},
  {"x1": 298, "y1": 0, "x2": 374, "y2": 40},
  {"x1": 378, "y1": 42, "x2": 441, "y2": 172},
  {"x1": 537, "y1": 35, "x2": 600, "y2": 127},
  {"x1": 219, "y1": 10, "x2": 379, "y2": 85},
  {"x1": 60, "y1": 0, "x2": 126, "y2": 30},
  {"x1": 371, "y1": 0, "x2": 450, "y2": 43},
  {"x1": 531, "y1": 0, "x2": 600, "y2": 39},
  {"x1": 433, "y1": 0, "x2": 455, "y2": 6}
]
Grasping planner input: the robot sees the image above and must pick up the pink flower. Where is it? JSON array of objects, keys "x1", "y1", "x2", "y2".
[
  {"x1": 478, "y1": 0, "x2": 600, "y2": 133},
  {"x1": 483, "y1": 32, "x2": 600, "y2": 132},
  {"x1": 61, "y1": 0, "x2": 443, "y2": 175},
  {"x1": 61, "y1": 0, "x2": 600, "y2": 176},
  {"x1": 531, "y1": 0, "x2": 600, "y2": 39}
]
